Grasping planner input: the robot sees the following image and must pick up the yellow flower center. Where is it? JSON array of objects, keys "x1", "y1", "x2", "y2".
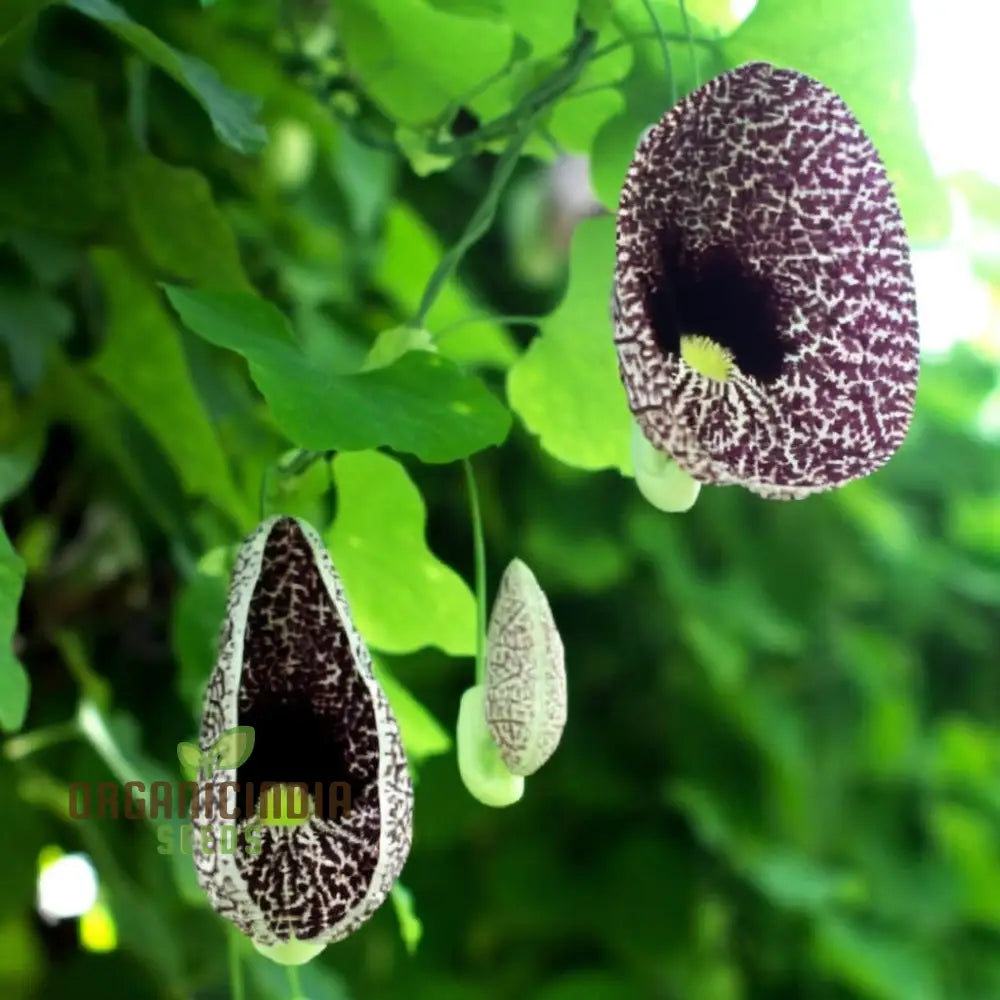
[
  {"x1": 680, "y1": 334, "x2": 735, "y2": 382},
  {"x1": 258, "y1": 783, "x2": 310, "y2": 826}
]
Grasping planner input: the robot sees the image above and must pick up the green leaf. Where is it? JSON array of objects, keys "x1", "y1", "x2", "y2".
[
  {"x1": 741, "y1": 847, "x2": 864, "y2": 913},
  {"x1": 376, "y1": 204, "x2": 518, "y2": 369},
  {"x1": 502, "y1": 0, "x2": 577, "y2": 59},
  {"x1": 0, "y1": 396, "x2": 44, "y2": 506},
  {"x1": 507, "y1": 214, "x2": 633, "y2": 473},
  {"x1": 212, "y1": 725, "x2": 256, "y2": 769},
  {"x1": 374, "y1": 661, "x2": 452, "y2": 764},
  {"x1": 390, "y1": 882, "x2": 423, "y2": 955},
  {"x1": 89, "y1": 251, "x2": 252, "y2": 525},
  {"x1": 41, "y1": 355, "x2": 190, "y2": 539},
  {"x1": 723, "y1": 0, "x2": 950, "y2": 244},
  {"x1": 331, "y1": 0, "x2": 515, "y2": 125},
  {"x1": 0, "y1": 113, "x2": 109, "y2": 235},
  {"x1": 121, "y1": 153, "x2": 249, "y2": 290},
  {"x1": 165, "y1": 286, "x2": 512, "y2": 463},
  {"x1": 579, "y1": 0, "x2": 613, "y2": 29},
  {"x1": 548, "y1": 88, "x2": 625, "y2": 155},
  {"x1": 326, "y1": 450, "x2": 477, "y2": 655},
  {"x1": 0, "y1": 285, "x2": 72, "y2": 389},
  {"x1": 64, "y1": 0, "x2": 267, "y2": 155},
  {"x1": 0, "y1": 0, "x2": 50, "y2": 45},
  {"x1": 814, "y1": 916, "x2": 943, "y2": 1000},
  {"x1": 0, "y1": 522, "x2": 29, "y2": 732},
  {"x1": 171, "y1": 551, "x2": 230, "y2": 716},
  {"x1": 589, "y1": 2, "x2": 724, "y2": 210}
]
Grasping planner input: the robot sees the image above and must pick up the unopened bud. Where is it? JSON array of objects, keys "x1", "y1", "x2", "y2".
[{"x1": 484, "y1": 559, "x2": 566, "y2": 776}]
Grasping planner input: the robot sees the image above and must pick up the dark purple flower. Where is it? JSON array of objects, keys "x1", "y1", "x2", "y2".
[
  {"x1": 614, "y1": 62, "x2": 919, "y2": 499},
  {"x1": 193, "y1": 516, "x2": 412, "y2": 959}
]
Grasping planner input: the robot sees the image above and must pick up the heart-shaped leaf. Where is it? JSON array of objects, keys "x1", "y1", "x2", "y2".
[{"x1": 164, "y1": 286, "x2": 512, "y2": 463}]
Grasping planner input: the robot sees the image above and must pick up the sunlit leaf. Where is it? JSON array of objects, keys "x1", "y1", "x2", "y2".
[
  {"x1": 391, "y1": 882, "x2": 423, "y2": 955},
  {"x1": 376, "y1": 204, "x2": 519, "y2": 369},
  {"x1": 548, "y1": 88, "x2": 624, "y2": 154},
  {"x1": 723, "y1": 0, "x2": 950, "y2": 243},
  {"x1": 331, "y1": 0, "x2": 515, "y2": 124},
  {"x1": 326, "y1": 450, "x2": 477, "y2": 655},
  {"x1": 507, "y1": 215, "x2": 632, "y2": 472},
  {"x1": 589, "y1": 2, "x2": 725, "y2": 210},
  {"x1": 374, "y1": 661, "x2": 452, "y2": 764},
  {"x1": 502, "y1": 0, "x2": 577, "y2": 58}
]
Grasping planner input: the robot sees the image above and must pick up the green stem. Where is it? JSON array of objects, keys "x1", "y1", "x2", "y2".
[
  {"x1": 563, "y1": 81, "x2": 625, "y2": 102},
  {"x1": 287, "y1": 962, "x2": 303, "y2": 999},
  {"x1": 260, "y1": 449, "x2": 329, "y2": 519},
  {"x1": 279, "y1": 449, "x2": 325, "y2": 477},
  {"x1": 463, "y1": 459, "x2": 488, "y2": 686},
  {"x1": 426, "y1": 27, "x2": 596, "y2": 158},
  {"x1": 2, "y1": 719, "x2": 80, "y2": 761},
  {"x1": 590, "y1": 29, "x2": 718, "y2": 62},
  {"x1": 415, "y1": 109, "x2": 541, "y2": 328},
  {"x1": 678, "y1": 0, "x2": 698, "y2": 85},
  {"x1": 639, "y1": 0, "x2": 676, "y2": 107},
  {"x1": 228, "y1": 926, "x2": 245, "y2": 1000},
  {"x1": 259, "y1": 465, "x2": 273, "y2": 520},
  {"x1": 434, "y1": 313, "x2": 543, "y2": 336}
]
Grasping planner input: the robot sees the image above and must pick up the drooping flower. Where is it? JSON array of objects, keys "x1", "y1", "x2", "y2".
[
  {"x1": 456, "y1": 559, "x2": 566, "y2": 806},
  {"x1": 614, "y1": 62, "x2": 919, "y2": 500},
  {"x1": 192, "y1": 516, "x2": 413, "y2": 963},
  {"x1": 483, "y1": 559, "x2": 566, "y2": 777}
]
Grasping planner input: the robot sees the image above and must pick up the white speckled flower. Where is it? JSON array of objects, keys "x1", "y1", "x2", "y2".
[
  {"x1": 192, "y1": 516, "x2": 413, "y2": 962},
  {"x1": 614, "y1": 62, "x2": 920, "y2": 500}
]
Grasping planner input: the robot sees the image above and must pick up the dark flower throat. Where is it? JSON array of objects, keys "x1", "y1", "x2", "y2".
[{"x1": 645, "y1": 229, "x2": 790, "y2": 383}]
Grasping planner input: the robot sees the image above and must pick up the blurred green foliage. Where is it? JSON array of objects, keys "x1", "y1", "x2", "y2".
[{"x1": 1, "y1": 1, "x2": 998, "y2": 999}]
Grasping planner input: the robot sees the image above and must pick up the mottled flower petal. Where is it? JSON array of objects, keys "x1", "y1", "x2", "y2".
[
  {"x1": 193, "y1": 516, "x2": 413, "y2": 950},
  {"x1": 614, "y1": 62, "x2": 919, "y2": 499},
  {"x1": 484, "y1": 559, "x2": 566, "y2": 776}
]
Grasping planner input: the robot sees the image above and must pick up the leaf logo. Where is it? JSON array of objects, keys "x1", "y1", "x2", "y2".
[{"x1": 177, "y1": 726, "x2": 255, "y2": 780}]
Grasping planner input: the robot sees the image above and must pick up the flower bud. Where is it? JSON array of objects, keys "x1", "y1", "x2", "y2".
[{"x1": 483, "y1": 559, "x2": 566, "y2": 776}]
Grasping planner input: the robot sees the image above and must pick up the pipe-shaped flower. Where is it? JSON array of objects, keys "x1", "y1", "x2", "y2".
[
  {"x1": 192, "y1": 516, "x2": 412, "y2": 959},
  {"x1": 483, "y1": 559, "x2": 566, "y2": 776},
  {"x1": 614, "y1": 62, "x2": 919, "y2": 499}
]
